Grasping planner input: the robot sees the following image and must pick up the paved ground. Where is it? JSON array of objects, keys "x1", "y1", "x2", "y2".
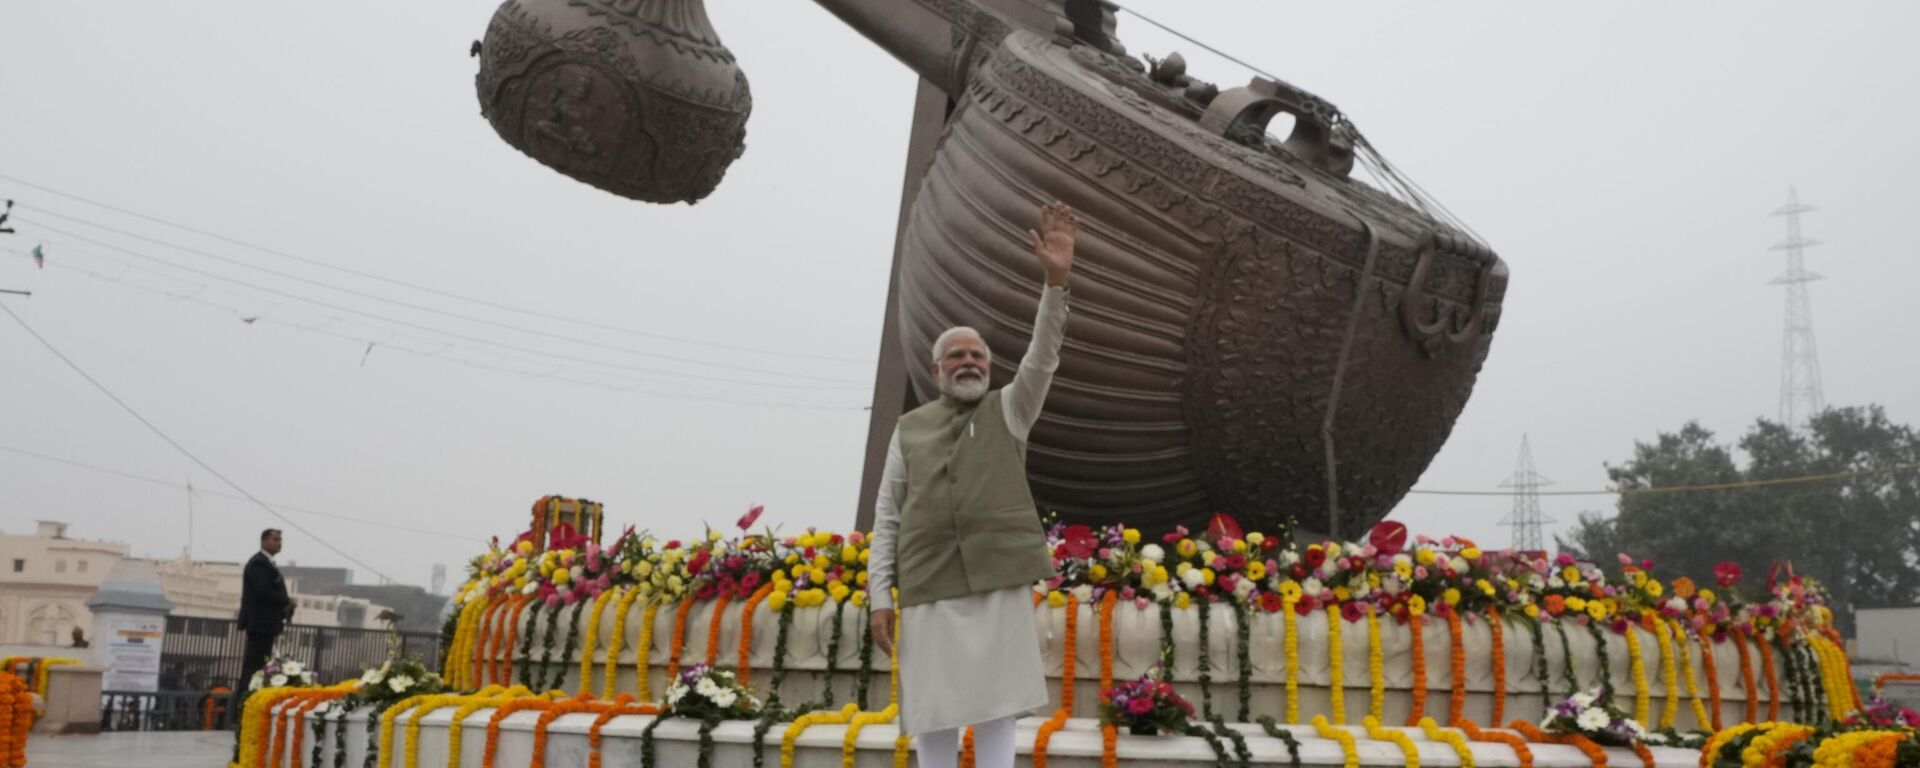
[{"x1": 26, "y1": 731, "x2": 232, "y2": 768}]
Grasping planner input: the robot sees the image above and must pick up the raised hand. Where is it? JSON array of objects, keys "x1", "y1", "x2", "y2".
[{"x1": 1027, "y1": 200, "x2": 1077, "y2": 286}]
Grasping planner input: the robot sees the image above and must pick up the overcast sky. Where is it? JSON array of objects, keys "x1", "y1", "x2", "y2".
[{"x1": 3, "y1": 2, "x2": 1914, "y2": 589}]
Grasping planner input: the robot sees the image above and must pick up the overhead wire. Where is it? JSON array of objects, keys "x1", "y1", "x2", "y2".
[
  {"x1": 0, "y1": 444, "x2": 484, "y2": 544},
  {"x1": 1405, "y1": 461, "x2": 1920, "y2": 497},
  {"x1": 0, "y1": 172, "x2": 869, "y2": 364},
  {"x1": 13, "y1": 221, "x2": 867, "y2": 392},
  {"x1": 0, "y1": 300, "x2": 402, "y2": 584}
]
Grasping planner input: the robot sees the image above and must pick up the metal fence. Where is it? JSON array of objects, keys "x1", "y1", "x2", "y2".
[{"x1": 100, "y1": 616, "x2": 441, "y2": 731}]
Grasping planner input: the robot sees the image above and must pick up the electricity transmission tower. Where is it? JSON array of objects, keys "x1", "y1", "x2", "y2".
[
  {"x1": 1768, "y1": 186, "x2": 1826, "y2": 428},
  {"x1": 1497, "y1": 435, "x2": 1554, "y2": 552}
]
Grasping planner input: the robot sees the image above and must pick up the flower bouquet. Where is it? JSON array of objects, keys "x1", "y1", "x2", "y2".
[
  {"x1": 337, "y1": 657, "x2": 445, "y2": 713},
  {"x1": 1843, "y1": 696, "x2": 1920, "y2": 730},
  {"x1": 248, "y1": 657, "x2": 316, "y2": 691},
  {"x1": 1541, "y1": 686, "x2": 1649, "y2": 747},
  {"x1": 663, "y1": 664, "x2": 762, "y2": 720},
  {"x1": 1098, "y1": 668, "x2": 1195, "y2": 736}
]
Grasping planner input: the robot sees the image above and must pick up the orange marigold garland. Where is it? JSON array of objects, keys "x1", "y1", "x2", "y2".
[
  {"x1": 1455, "y1": 717, "x2": 1531, "y2": 768},
  {"x1": 665, "y1": 595, "x2": 697, "y2": 681},
  {"x1": 1098, "y1": 590, "x2": 1119, "y2": 768},
  {"x1": 1031, "y1": 591, "x2": 1078, "y2": 768},
  {"x1": 503, "y1": 596, "x2": 533, "y2": 687},
  {"x1": 737, "y1": 582, "x2": 777, "y2": 687},
  {"x1": 1732, "y1": 629, "x2": 1758, "y2": 724},
  {"x1": 530, "y1": 693, "x2": 603, "y2": 768},
  {"x1": 482, "y1": 695, "x2": 560, "y2": 768},
  {"x1": 473, "y1": 598, "x2": 503, "y2": 687},
  {"x1": 961, "y1": 727, "x2": 977, "y2": 768},
  {"x1": 705, "y1": 592, "x2": 735, "y2": 667},
  {"x1": 287, "y1": 688, "x2": 350, "y2": 768},
  {"x1": 1511, "y1": 718, "x2": 1606, "y2": 768},
  {"x1": 587, "y1": 696, "x2": 660, "y2": 768},
  {"x1": 1448, "y1": 610, "x2": 1467, "y2": 725},
  {"x1": 1487, "y1": 609, "x2": 1507, "y2": 726},
  {"x1": 1757, "y1": 633, "x2": 1781, "y2": 722},
  {"x1": 1407, "y1": 613, "x2": 1428, "y2": 726},
  {"x1": 1699, "y1": 630, "x2": 1724, "y2": 732},
  {"x1": 448, "y1": 684, "x2": 521, "y2": 768}
]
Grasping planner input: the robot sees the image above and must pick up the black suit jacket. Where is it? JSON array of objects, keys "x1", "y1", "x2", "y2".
[{"x1": 237, "y1": 552, "x2": 291, "y2": 635}]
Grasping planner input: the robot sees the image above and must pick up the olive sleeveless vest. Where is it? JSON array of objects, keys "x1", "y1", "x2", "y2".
[{"x1": 894, "y1": 390, "x2": 1056, "y2": 608}]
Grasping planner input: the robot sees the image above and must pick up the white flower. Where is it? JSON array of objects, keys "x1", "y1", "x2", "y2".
[
  {"x1": 696, "y1": 678, "x2": 723, "y2": 699},
  {"x1": 1278, "y1": 550, "x2": 1300, "y2": 567},
  {"x1": 523, "y1": 582, "x2": 539, "y2": 595},
  {"x1": 1666, "y1": 597, "x2": 1687, "y2": 613},
  {"x1": 1576, "y1": 708, "x2": 1610, "y2": 731},
  {"x1": 1141, "y1": 544, "x2": 1165, "y2": 564},
  {"x1": 1149, "y1": 584, "x2": 1173, "y2": 601},
  {"x1": 666, "y1": 685, "x2": 686, "y2": 705},
  {"x1": 710, "y1": 689, "x2": 737, "y2": 709},
  {"x1": 1548, "y1": 575, "x2": 1566, "y2": 589},
  {"x1": 571, "y1": 565, "x2": 585, "y2": 581},
  {"x1": 1628, "y1": 719, "x2": 1650, "y2": 739},
  {"x1": 283, "y1": 661, "x2": 305, "y2": 676},
  {"x1": 1302, "y1": 577, "x2": 1324, "y2": 597},
  {"x1": 1180, "y1": 569, "x2": 1205, "y2": 588},
  {"x1": 388, "y1": 674, "x2": 415, "y2": 693},
  {"x1": 271, "y1": 674, "x2": 289, "y2": 687},
  {"x1": 1571, "y1": 691, "x2": 1597, "y2": 708},
  {"x1": 1449, "y1": 556, "x2": 1469, "y2": 575},
  {"x1": 1069, "y1": 584, "x2": 1093, "y2": 603},
  {"x1": 1232, "y1": 579, "x2": 1256, "y2": 598},
  {"x1": 360, "y1": 668, "x2": 385, "y2": 686}
]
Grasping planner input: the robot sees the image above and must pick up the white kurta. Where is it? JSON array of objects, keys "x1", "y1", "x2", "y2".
[{"x1": 868, "y1": 284, "x2": 1068, "y2": 736}]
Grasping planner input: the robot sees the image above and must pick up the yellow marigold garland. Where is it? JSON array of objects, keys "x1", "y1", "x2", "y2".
[
  {"x1": 1313, "y1": 714, "x2": 1359, "y2": 768},
  {"x1": 1328, "y1": 603, "x2": 1346, "y2": 724},
  {"x1": 29, "y1": 658, "x2": 78, "y2": 699},
  {"x1": 781, "y1": 703, "x2": 860, "y2": 768},
  {"x1": 378, "y1": 693, "x2": 440, "y2": 768},
  {"x1": 236, "y1": 686, "x2": 303, "y2": 768},
  {"x1": 891, "y1": 590, "x2": 909, "y2": 768},
  {"x1": 1626, "y1": 621, "x2": 1652, "y2": 726},
  {"x1": 403, "y1": 693, "x2": 472, "y2": 768},
  {"x1": 843, "y1": 605, "x2": 906, "y2": 768},
  {"x1": 1419, "y1": 716, "x2": 1474, "y2": 768},
  {"x1": 1284, "y1": 594, "x2": 1301, "y2": 723},
  {"x1": 1672, "y1": 621, "x2": 1711, "y2": 730},
  {"x1": 1367, "y1": 603, "x2": 1387, "y2": 723},
  {"x1": 1813, "y1": 730, "x2": 1903, "y2": 768},
  {"x1": 604, "y1": 587, "x2": 642, "y2": 696},
  {"x1": 447, "y1": 685, "x2": 520, "y2": 768},
  {"x1": 578, "y1": 588, "x2": 618, "y2": 696},
  {"x1": 1653, "y1": 615, "x2": 1680, "y2": 729},
  {"x1": 1366, "y1": 714, "x2": 1420, "y2": 768},
  {"x1": 637, "y1": 600, "x2": 662, "y2": 701},
  {"x1": 1700, "y1": 722, "x2": 1762, "y2": 768},
  {"x1": 1741, "y1": 722, "x2": 1812, "y2": 768},
  {"x1": 1810, "y1": 633, "x2": 1856, "y2": 723}
]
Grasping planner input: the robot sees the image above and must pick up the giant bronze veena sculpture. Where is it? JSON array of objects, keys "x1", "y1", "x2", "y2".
[{"x1": 472, "y1": 0, "x2": 1507, "y2": 540}]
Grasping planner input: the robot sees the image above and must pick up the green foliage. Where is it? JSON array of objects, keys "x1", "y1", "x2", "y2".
[{"x1": 1560, "y1": 405, "x2": 1920, "y2": 632}]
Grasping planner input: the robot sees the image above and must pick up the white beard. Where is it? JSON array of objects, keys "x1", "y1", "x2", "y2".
[{"x1": 937, "y1": 369, "x2": 989, "y2": 402}]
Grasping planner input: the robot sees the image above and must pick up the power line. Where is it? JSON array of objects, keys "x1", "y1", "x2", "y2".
[
  {"x1": 15, "y1": 222, "x2": 866, "y2": 391},
  {"x1": 0, "y1": 173, "x2": 868, "y2": 364},
  {"x1": 8, "y1": 249, "x2": 867, "y2": 411},
  {"x1": 0, "y1": 300, "x2": 401, "y2": 584},
  {"x1": 1406, "y1": 461, "x2": 1920, "y2": 497},
  {"x1": 0, "y1": 444, "x2": 483, "y2": 544},
  {"x1": 12, "y1": 210, "x2": 865, "y2": 386}
]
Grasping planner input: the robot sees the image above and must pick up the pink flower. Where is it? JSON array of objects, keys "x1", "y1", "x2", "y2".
[
  {"x1": 1127, "y1": 697, "x2": 1153, "y2": 716},
  {"x1": 544, "y1": 594, "x2": 562, "y2": 608},
  {"x1": 737, "y1": 505, "x2": 765, "y2": 530}
]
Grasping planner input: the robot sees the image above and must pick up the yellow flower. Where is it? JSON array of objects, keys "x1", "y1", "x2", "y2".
[
  {"x1": 860, "y1": 550, "x2": 871, "y2": 564},
  {"x1": 552, "y1": 568, "x2": 572, "y2": 585},
  {"x1": 1442, "y1": 588, "x2": 1461, "y2": 606},
  {"x1": 1176, "y1": 561, "x2": 1193, "y2": 576},
  {"x1": 797, "y1": 533, "x2": 815, "y2": 548},
  {"x1": 1566, "y1": 596, "x2": 1587, "y2": 612},
  {"x1": 1090, "y1": 564, "x2": 1109, "y2": 581},
  {"x1": 810, "y1": 568, "x2": 828, "y2": 584},
  {"x1": 1523, "y1": 604, "x2": 1540, "y2": 618},
  {"x1": 813, "y1": 555, "x2": 831, "y2": 571},
  {"x1": 790, "y1": 564, "x2": 807, "y2": 579},
  {"x1": 1123, "y1": 528, "x2": 1141, "y2": 545},
  {"x1": 1646, "y1": 580, "x2": 1664, "y2": 597},
  {"x1": 1699, "y1": 589, "x2": 1716, "y2": 605},
  {"x1": 768, "y1": 590, "x2": 790, "y2": 611},
  {"x1": 1461, "y1": 547, "x2": 1482, "y2": 561},
  {"x1": 1176, "y1": 539, "x2": 1198, "y2": 558},
  {"x1": 1586, "y1": 601, "x2": 1608, "y2": 621},
  {"x1": 856, "y1": 572, "x2": 869, "y2": 586},
  {"x1": 1406, "y1": 595, "x2": 1427, "y2": 616},
  {"x1": 841, "y1": 547, "x2": 860, "y2": 564},
  {"x1": 1247, "y1": 532, "x2": 1265, "y2": 546},
  {"x1": 1174, "y1": 593, "x2": 1191, "y2": 610},
  {"x1": 1476, "y1": 579, "x2": 1495, "y2": 596},
  {"x1": 1333, "y1": 585, "x2": 1351, "y2": 602},
  {"x1": 1201, "y1": 568, "x2": 1217, "y2": 586},
  {"x1": 1562, "y1": 567, "x2": 1581, "y2": 583},
  {"x1": 516, "y1": 540, "x2": 534, "y2": 554},
  {"x1": 829, "y1": 583, "x2": 851, "y2": 602},
  {"x1": 1278, "y1": 580, "x2": 1303, "y2": 601},
  {"x1": 633, "y1": 561, "x2": 654, "y2": 578},
  {"x1": 1233, "y1": 539, "x2": 1249, "y2": 554},
  {"x1": 1047, "y1": 591, "x2": 1067, "y2": 608},
  {"x1": 1246, "y1": 562, "x2": 1266, "y2": 582},
  {"x1": 1415, "y1": 549, "x2": 1437, "y2": 566},
  {"x1": 851, "y1": 591, "x2": 867, "y2": 607},
  {"x1": 785, "y1": 553, "x2": 801, "y2": 565}
]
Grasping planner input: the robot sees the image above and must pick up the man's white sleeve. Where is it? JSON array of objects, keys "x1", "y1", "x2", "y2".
[
  {"x1": 1000, "y1": 284, "x2": 1069, "y2": 441},
  {"x1": 866, "y1": 427, "x2": 906, "y2": 612}
]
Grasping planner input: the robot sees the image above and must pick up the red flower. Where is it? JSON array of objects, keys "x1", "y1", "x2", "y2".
[
  {"x1": 1295, "y1": 596, "x2": 1318, "y2": 615},
  {"x1": 1368, "y1": 521, "x2": 1408, "y2": 556},
  {"x1": 1303, "y1": 545, "x2": 1326, "y2": 570},
  {"x1": 1127, "y1": 697, "x2": 1153, "y2": 716},
  {"x1": 1060, "y1": 525, "x2": 1099, "y2": 559},
  {"x1": 1341, "y1": 601, "x2": 1366, "y2": 623},
  {"x1": 1715, "y1": 561, "x2": 1743, "y2": 588},
  {"x1": 736, "y1": 504, "x2": 765, "y2": 530},
  {"x1": 1260, "y1": 592, "x2": 1284, "y2": 613},
  {"x1": 1206, "y1": 514, "x2": 1243, "y2": 544},
  {"x1": 1225, "y1": 554, "x2": 1247, "y2": 571}
]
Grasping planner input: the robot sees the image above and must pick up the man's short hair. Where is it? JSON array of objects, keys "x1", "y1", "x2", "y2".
[
  {"x1": 261, "y1": 528, "x2": 282, "y2": 543},
  {"x1": 931, "y1": 326, "x2": 988, "y2": 364}
]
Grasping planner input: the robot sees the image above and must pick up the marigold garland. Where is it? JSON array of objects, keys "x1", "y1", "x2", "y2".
[
  {"x1": 0, "y1": 673, "x2": 25, "y2": 768},
  {"x1": 1328, "y1": 604, "x2": 1346, "y2": 725},
  {"x1": 579, "y1": 588, "x2": 618, "y2": 696},
  {"x1": 1407, "y1": 614, "x2": 1428, "y2": 726},
  {"x1": 1652, "y1": 616, "x2": 1680, "y2": 729},
  {"x1": 737, "y1": 582, "x2": 777, "y2": 687},
  {"x1": 402, "y1": 693, "x2": 471, "y2": 768},
  {"x1": 844, "y1": 604, "x2": 906, "y2": 768},
  {"x1": 501, "y1": 596, "x2": 532, "y2": 686},
  {"x1": 1756, "y1": 632, "x2": 1781, "y2": 723},
  {"x1": 586, "y1": 697, "x2": 658, "y2": 768},
  {"x1": 1098, "y1": 590, "x2": 1119, "y2": 768},
  {"x1": 1732, "y1": 629, "x2": 1758, "y2": 724},
  {"x1": 1826, "y1": 628, "x2": 1864, "y2": 711},
  {"x1": 1872, "y1": 672, "x2": 1920, "y2": 693},
  {"x1": 1032, "y1": 591, "x2": 1080, "y2": 768},
  {"x1": 1419, "y1": 716, "x2": 1474, "y2": 768},
  {"x1": 705, "y1": 592, "x2": 735, "y2": 668},
  {"x1": 287, "y1": 687, "x2": 351, "y2": 768},
  {"x1": 1511, "y1": 718, "x2": 1605, "y2": 768},
  {"x1": 779, "y1": 703, "x2": 860, "y2": 768},
  {"x1": 604, "y1": 587, "x2": 640, "y2": 696},
  {"x1": 1808, "y1": 633, "x2": 1853, "y2": 723},
  {"x1": 1369, "y1": 604, "x2": 1386, "y2": 722},
  {"x1": 666, "y1": 595, "x2": 697, "y2": 681},
  {"x1": 468, "y1": 596, "x2": 498, "y2": 688},
  {"x1": 473, "y1": 597, "x2": 502, "y2": 687},
  {"x1": 1699, "y1": 722, "x2": 1761, "y2": 768},
  {"x1": 1447, "y1": 611, "x2": 1467, "y2": 725},
  {"x1": 1366, "y1": 715, "x2": 1420, "y2": 768},
  {"x1": 1313, "y1": 714, "x2": 1359, "y2": 768},
  {"x1": 236, "y1": 685, "x2": 303, "y2": 768},
  {"x1": 1671, "y1": 621, "x2": 1711, "y2": 730},
  {"x1": 1740, "y1": 722, "x2": 1811, "y2": 768},
  {"x1": 890, "y1": 595, "x2": 909, "y2": 768},
  {"x1": 1454, "y1": 717, "x2": 1530, "y2": 768},
  {"x1": 637, "y1": 600, "x2": 662, "y2": 701},
  {"x1": 268, "y1": 692, "x2": 296, "y2": 768},
  {"x1": 962, "y1": 727, "x2": 977, "y2": 768},
  {"x1": 1283, "y1": 594, "x2": 1300, "y2": 723},
  {"x1": 447, "y1": 685, "x2": 520, "y2": 768},
  {"x1": 530, "y1": 693, "x2": 603, "y2": 768},
  {"x1": 1699, "y1": 630, "x2": 1724, "y2": 732},
  {"x1": 481, "y1": 694, "x2": 562, "y2": 768},
  {"x1": 1486, "y1": 610, "x2": 1506, "y2": 726}
]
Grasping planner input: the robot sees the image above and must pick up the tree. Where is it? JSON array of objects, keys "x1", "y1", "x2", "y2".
[{"x1": 1559, "y1": 405, "x2": 1920, "y2": 634}]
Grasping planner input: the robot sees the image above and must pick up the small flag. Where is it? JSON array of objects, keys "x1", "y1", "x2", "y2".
[{"x1": 31, "y1": 245, "x2": 44, "y2": 269}]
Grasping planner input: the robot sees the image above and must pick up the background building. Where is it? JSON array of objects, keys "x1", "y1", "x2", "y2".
[{"x1": 0, "y1": 521, "x2": 128, "y2": 655}]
